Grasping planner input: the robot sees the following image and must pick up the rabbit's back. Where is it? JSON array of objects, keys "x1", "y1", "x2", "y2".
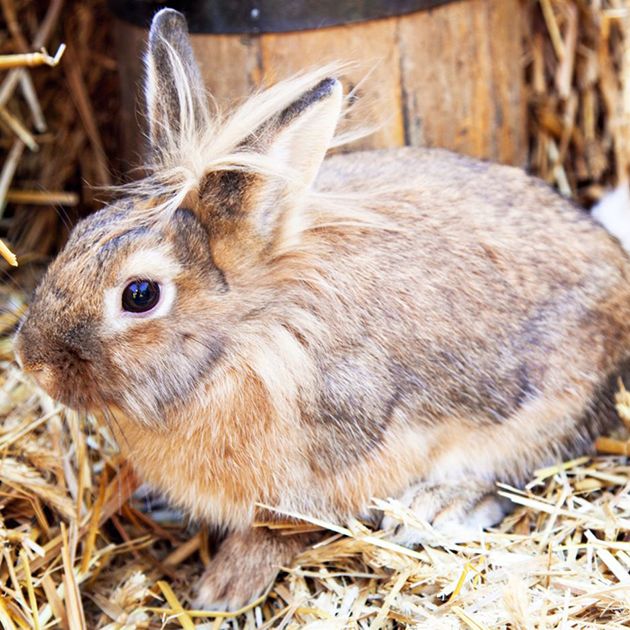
[
  {"x1": 297, "y1": 147, "x2": 630, "y2": 469},
  {"x1": 314, "y1": 147, "x2": 630, "y2": 357}
]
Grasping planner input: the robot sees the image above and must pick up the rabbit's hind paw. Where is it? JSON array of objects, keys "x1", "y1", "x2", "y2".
[{"x1": 382, "y1": 480, "x2": 510, "y2": 546}]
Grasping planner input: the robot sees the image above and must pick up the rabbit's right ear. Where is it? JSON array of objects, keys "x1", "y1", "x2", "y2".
[{"x1": 144, "y1": 9, "x2": 208, "y2": 158}]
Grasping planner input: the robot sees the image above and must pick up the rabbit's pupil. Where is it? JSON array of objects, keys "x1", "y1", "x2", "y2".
[{"x1": 122, "y1": 280, "x2": 160, "y2": 313}]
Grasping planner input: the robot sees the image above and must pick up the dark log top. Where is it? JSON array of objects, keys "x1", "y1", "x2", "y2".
[{"x1": 109, "y1": 0, "x2": 460, "y2": 34}]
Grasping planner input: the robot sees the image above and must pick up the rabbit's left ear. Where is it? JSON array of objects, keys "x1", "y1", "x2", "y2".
[
  {"x1": 193, "y1": 77, "x2": 342, "y2": 261},
  {"x1": 262, "y1": 77, "x2": 342, "y2": 204},
  {"x1": 144, "y1": 9, "x2": 208, "y2": 156}
]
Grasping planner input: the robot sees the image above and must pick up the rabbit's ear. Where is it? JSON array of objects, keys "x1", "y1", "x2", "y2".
[
  {"x1": 261, "y1": 77, "x2": 342, "y2": 208},
  {"x1": 197, "y1": 77, "x2": 342, "y2": 257},
  {"x1": 144, "y1": 9, "x2": 207, "y2": 155},
  {"x1": 203, "y1": 78, "x2": 342, "y2": 248}
]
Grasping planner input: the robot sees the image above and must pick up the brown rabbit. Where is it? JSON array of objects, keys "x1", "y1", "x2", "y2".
[{"x1": 14, "y1": 8, "x2": 630, "y2": 610}]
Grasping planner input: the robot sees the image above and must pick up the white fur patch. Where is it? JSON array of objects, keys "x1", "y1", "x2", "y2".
[
  {"x1": 103, "y1": 248, "x2": 182, "y2": 334},
  {"x1": 592, "y1": 185, "x2": 630, "y2": 252}
]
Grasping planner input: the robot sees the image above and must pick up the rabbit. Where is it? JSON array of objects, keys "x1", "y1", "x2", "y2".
[{"x1": 14, "y1": 8, "x2": 630, "y2": 611}]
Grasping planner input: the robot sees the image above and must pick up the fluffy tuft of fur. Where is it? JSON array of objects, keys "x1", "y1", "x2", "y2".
[
  {"x1": 591, "y1": 184, "x2": 630, "y2": 253},
  {"x1": 115, "y1": 64, "x2": 388, "y2": 241}
]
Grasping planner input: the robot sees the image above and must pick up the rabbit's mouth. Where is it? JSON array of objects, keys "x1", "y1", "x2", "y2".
[{"x1": 20, "y1": 358, "x2": 104, "y2": 413}]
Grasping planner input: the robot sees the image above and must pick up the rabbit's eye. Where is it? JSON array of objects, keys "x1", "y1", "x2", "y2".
[{"x1": 122, "y1": 280, "x2": 160, "y2": 313}]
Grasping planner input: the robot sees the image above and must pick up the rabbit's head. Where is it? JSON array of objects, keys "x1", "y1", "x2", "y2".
[{"x1": 15, "y1": 9, "x2": 343, "y2": 425}]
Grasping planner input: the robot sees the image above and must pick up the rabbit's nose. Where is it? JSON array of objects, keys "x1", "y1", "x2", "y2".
[{"x1": 61, "y1": 322, "x2": 97, "y2": 361}]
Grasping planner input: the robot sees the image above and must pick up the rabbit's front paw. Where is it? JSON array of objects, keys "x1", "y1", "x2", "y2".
[
  {"x1": 193, "y1": 527, "x2": 308, "y2": 611},
  {"x1": 382, "y1": 480, "x2": 510, "y2": 546}
]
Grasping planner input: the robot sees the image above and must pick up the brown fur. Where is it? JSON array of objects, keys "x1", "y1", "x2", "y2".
[{"x1": 14, "y1": 9, "x2": 630, "y2": 610}]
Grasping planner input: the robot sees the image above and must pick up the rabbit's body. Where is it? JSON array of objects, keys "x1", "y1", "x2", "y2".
[
  {"x1": 106, "y1": 146, "x2": 630, "y2": 534},
  {"x1": 15, "y1": 9, "x2": 630, "y2": 610}
]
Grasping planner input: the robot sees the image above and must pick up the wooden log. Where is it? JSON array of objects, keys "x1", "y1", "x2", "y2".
[
  {"x1": 259, "y1": 17, "x2": 405, "y2": 150},
  {"x1": 192, "y1": 34, "x2": 262, "y2": 106},
  {"x1": 398, "y1": 0, "x2": 525, "y2": 164}
]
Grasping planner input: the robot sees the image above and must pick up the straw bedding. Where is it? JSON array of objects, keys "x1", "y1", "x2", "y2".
[{"x1": 1, "y1": 1, "x2": 630, "y2": 627}]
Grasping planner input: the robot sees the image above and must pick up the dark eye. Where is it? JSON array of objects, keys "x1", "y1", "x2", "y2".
[{"x1": 122, "y1": 280, "x2": 160, "y2": 313}]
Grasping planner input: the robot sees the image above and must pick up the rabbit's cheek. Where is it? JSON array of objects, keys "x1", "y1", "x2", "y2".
[{"x1": 107, "y1": 326, "x2": 226, "y2": 426}]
